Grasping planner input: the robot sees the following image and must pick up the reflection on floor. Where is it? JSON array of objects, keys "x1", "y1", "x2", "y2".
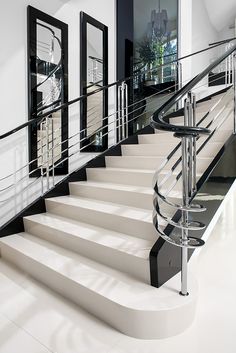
[{"x1": 0, "y1": 183, "x2": 236, "y2": 353}]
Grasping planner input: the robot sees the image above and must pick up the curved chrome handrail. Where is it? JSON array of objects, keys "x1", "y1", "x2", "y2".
[
  {"x1": 150, "y1": 40, "x2": 235, "y2": 294},
  {"x1": 150, "y1": 42, "x2": 236, "y2": 135}
]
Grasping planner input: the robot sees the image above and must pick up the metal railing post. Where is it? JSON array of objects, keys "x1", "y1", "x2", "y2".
[
  {"x1": 192, "y1": 94, "x2": 197, "y2": 193},
  {"x1": 233, "y1": 52, "x2": 236, "y2": 134},
  {"x1": 225, "y1": 55, "x2": 228, "y2": 85},
  {"x1": 176, "y1": 62, "x2": 183, "y2": 110},
  {"x1": 117, "y1": 85, "x2": 121, "y2": 143},
  {"x1": 187, "y1": 92, "x2": 197, "y2": 195},
  {"x1": 179, "y1": 62, "x2": 183, "y2": 88},
  {"x1": 180, "y1": 133, "x2": 190, "y2": 296},
  {"x1": 117, "y1": 81, "x2": 128, "y2": 142},
  {"x1": 51, "y1": 117, "x2": 55, "y2": 187},
  {"x1": 40, "y1": 120, "x2": 44, "y2": 195},
  {"x1": 179, "y1": 95, "x2": 195, "y2": 296},
  {"x1": 124, "y1": 82, "x2": 129, "y2": 138},
  {"x1": 45, "y1": 116, "x2": 50, "y2": 191}
]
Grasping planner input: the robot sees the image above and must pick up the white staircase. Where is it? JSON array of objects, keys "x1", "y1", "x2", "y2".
[{"x1": 0, "y1": 90, "x2": 234, "y2": 339}]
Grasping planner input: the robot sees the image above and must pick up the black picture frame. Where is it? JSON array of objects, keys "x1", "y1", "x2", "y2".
[
  {"x1": 80, "y1": 11, "x2": 108, "y2": 152},
  {"x1": 27, "y1": 5, "x2": 69, "y2": 176}
]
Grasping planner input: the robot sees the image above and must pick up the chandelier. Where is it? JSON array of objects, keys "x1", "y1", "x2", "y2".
[{"x1": 147, "y1": 0, "x2": 171, "y2": 43}]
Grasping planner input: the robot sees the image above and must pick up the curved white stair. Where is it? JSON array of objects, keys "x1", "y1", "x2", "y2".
[
  {"x1": 0, "y1": 89, "x2": 233, "y2": 339},
  {"x1": 0, "y1": 233, "x2": 197, "y2": 339}
]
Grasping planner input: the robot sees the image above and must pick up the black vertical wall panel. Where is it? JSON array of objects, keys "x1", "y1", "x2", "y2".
[{"x1": 116, "y1": 0, "x2": 134, "y2": 80}]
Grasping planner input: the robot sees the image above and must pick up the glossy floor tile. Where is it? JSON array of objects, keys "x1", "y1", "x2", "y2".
[
  {"x1": 0, "y1": 312, "x2": 52, "y2": 353},
  {"x1": 0, "y1": 185, "x2": 236, "y2": 352}
]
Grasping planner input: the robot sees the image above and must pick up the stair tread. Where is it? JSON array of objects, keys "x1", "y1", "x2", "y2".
[
  {"x1": 132, "y1": 141, "x2": 222, "y2": 147},
  {"x1": 87, "y1": 166, "x2": 202, "y2": 177},
  {"x1": 46, "y1": 195, "x2": 154, "y2": 223},
  {"x1": 0, "y1": 233, "x2": 168, "y2": 310},
  {"x1": 123, "y1": 142, "x2": 178, "y2": 148},
  {"x1": 88, "y1": 166, "x2": 157, "y2": 173},
  {"x1": 25, "y1": 213, "x2": 153, "y2": 259}
]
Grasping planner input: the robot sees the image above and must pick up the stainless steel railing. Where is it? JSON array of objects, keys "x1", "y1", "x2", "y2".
[
  {"x1": 0, "y1": 69, "x2": 232, "y2": 230},
  {"x1": 151, "y1": 43, "x2": 236, "y2": 295}
]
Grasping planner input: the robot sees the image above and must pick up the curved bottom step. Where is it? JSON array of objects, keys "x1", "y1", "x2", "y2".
[{"x1": 0, "y1": 233, "x2": 197, "y2": 339}]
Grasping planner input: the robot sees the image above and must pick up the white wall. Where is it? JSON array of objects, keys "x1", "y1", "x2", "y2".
[
  {"x1": 0, "y1": 0, "x2": 69, "y2": 226},
  {"x1": 218, "y1": 25, "x2": 235, "y2": 42},
  {"x1": 191, "y1": 0, "x2": 218, "y2": 77},
  {"x1": 0, "y1": 0, "x2": 67, "y2": 135},
  {"x1": 0, "y1": 0, "x2": 116, "y2": 226},
  {"x1": 178, "y1": 0, "x2": 219, "y2": 95},
  {"x1": 204, "y1": 0, "x2": 236, "y2": 33},
  {"x1": 178, "y1": 0, "x2": 192, "y2": 84}
]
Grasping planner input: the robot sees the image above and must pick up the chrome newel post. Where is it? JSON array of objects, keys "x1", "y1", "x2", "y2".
[
  {"x1": 181, "y1": 135, "x2": 190, "y2": 296},
  {"x1": 179, "y1": 94, "x2": 196, "y2": 296}
]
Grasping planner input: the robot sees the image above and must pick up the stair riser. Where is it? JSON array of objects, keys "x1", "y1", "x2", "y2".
[
  {"x1": 46, "y1": 199, "x2": 157, "y2": 240},
  {"x1": 121, "y1": 144, "x2": 178, "y2": 156},
  {"x1": 105, "y1": 156, "x2": 167, "y2": 170},
  {"x1": 138, "y1": 134, "x2": 177, "y2": 144},
  {"x1": 171, "y1": 141, "x2": 222, "y2": 159},
  {"x1": 0, "y1": 242, "x2": 195, "y2": 339},
  {"x1": 70, "y1": 183, "x2": 154, "y2": 209},
  {"x1": 105, "y1": 156, "x2": 212, "y2": 173},
  {"x1": 87, "y1": 168, "x2": 154, "y2": 186},
  {"x1": 24, "y1": 218, "x2": 150, "y2": 283},
  {"x1": 87, "y1": 168, "x2": 184, "y2": 191},
  {"x1": 121, "y1": 142, "x2": 223, "y2": 158}
]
